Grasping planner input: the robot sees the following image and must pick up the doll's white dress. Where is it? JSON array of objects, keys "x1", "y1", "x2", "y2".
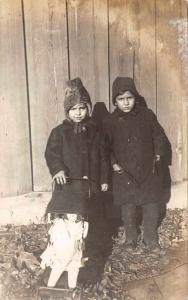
[{"x1": 40, "y1": 215, "x2": 89, "y2": 288}]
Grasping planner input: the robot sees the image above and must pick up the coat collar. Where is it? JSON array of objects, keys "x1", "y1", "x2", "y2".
[
  {"x1": 62, "y1": 118, "x2": 96, "y2": 133},
  {"x1": 112, "y1": 104, "x2": 140, "y2": 120}
]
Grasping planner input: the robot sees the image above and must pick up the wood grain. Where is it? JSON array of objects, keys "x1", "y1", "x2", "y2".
[
  {"x1": 23, "y1": 0, "x2": 69, "y2": 191},
  {"x1": 0, "y1": 0, "x2": 32, "y2": 196},
  {"x1": 1, "y1": 0, "x2": 187, "y2": 197},
  {"x1": 156, "y1": 0, "x2": 184, "y2": 181},
  {"x1": 180, "y1": 0, "x2": 188, "y2": 179},
  {"x1": 134, "y1": 0, "x2": 156, "y2": 111},
  {"x1": 109, "y1": 0, "x2": 134, "y2": 108},
  {"x1": 68, "y1": 0, "x2": 109, "y2": 108}
]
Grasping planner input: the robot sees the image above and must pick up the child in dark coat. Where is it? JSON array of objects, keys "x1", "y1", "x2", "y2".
[
  {"x1": 41, "y1": 78, "x2": 109, "y2": 288},
  {"x1": 104, "y1": 77, "x2": 166, "y2": 252}
]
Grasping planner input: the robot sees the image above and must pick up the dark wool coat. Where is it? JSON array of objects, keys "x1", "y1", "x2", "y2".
[
  {"x1": 45, "y1": 118, "x2": 109, "y2": 214},
  {"x1": 103, "y1": 105, "x2": 167, "y2": 206}
]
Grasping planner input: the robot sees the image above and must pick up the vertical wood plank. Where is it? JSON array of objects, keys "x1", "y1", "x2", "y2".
[
  {"x1": 68, "y1": 0, "x2": 109, "y2": 107},
  {"x1": 180, "y1": 0, "x2": 188, "y2": 179},
  {"x1": 134, "y1": 0, "x2": 156, "y2": 112},
  {"x1": 0, "y1": 0, "x2": 32, "y2": 196},
  {"x1": 109, "y1": 0, "x2": 134, "y2": 107},
  {"x1": 23, "y1": 0, "x2": 69, "y2": 191},
  {"x1": 156, "y1": 0, "x2": 184, "y2": 182}
]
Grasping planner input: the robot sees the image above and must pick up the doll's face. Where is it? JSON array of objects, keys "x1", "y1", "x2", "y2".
[
  {"x1": 67, "y1": 213, "x2": 77, "y2": 222},
  {"x1": 68, "y1": 103, "x2": 88, "y2": 122},
  {"x1": 115, "y1": 91, "x2": 135, "y2": 113}
]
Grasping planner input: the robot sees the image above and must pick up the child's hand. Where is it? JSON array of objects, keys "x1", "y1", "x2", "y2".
[
  {"x1": 155, "y1": 155, "x2": 160, "y2": 161},
  {"x1": 52, "y1": 170, "x2": 67, "y2": 184},
  {"x1": 101, "y1": 183, "x2": 108, "y2": 192},
  {"x1": 112, "y1": 163, "x2": 124, "y2": 174}
]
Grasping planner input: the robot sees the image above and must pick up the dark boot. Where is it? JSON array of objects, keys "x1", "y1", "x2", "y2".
[
  {"x1": 142, "y1": 203, "x2": 160, "y2": 252},
  {"x1": 121, "y1": 204, "x2": 138, "y2": 250}
]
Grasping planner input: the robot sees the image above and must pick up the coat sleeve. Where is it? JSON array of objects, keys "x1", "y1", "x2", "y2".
[
  {"x1": 102, "y1": 117, "x2": 118, "y2": 167},
  {"x1": 98, "y1": 118, "x2": 111, "y2": 184},
  {"x1": 149, "y1": 110, "x2": 166, "y2": 157},
  {"x1": 45, "y1": 128, "x2": 68, "y2": 177},
  {"x1": 99, "y1": 132, "x2": 110, "y2": 184}
]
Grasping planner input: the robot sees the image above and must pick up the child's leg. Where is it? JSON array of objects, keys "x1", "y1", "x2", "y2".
[
  {"x1": 121, "y1": 203, "x2": 138, "y2": 243},
  {"x1": 142, "y1": 202, "x2": 159, "y2": 245}
]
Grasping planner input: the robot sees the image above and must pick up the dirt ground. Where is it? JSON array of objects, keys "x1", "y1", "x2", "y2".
[{"x1": 0, "y1": 208, "x2": 187, "y2": 300}]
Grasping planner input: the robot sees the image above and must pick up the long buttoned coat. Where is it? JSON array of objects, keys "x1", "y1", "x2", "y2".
[
  {"x1": 103, "y1": 105, "x2": 167, "y2": 206},
  {"x1": 45, "y1": 118, "x2": 109, "y2": 214}
]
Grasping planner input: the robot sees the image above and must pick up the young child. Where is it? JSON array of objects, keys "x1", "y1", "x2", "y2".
[
  {"x1": 40, "y1": 78, "x2": 109, "y2": 289},
  {"x1": 103, "y1": 77, "x2": 166, "y2": 252}
]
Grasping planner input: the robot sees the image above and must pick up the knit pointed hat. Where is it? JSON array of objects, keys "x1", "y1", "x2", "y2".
[
  {"x1": 64, "y1": 78, "x2": 92, "y2": 117},
  {"x1": 112, "y1": 77, "x2": 140, "y2": 105}
]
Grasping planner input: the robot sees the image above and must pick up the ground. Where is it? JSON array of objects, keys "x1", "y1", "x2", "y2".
[{"x1": 0, "y1": 208, "x2": 187, "y2": 300}]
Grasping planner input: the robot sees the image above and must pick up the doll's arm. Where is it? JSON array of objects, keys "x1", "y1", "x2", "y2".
[{"x1": 83, "y1": 221, "x2": 89, "y2": 239}]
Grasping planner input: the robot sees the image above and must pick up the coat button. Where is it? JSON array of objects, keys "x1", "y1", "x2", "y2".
[
  {"x1": 127, "y1": 138, "x2": 130, "y2": 143},
  {"x1": 127, "y1": 181, "x2": 131, "y2": 185}
]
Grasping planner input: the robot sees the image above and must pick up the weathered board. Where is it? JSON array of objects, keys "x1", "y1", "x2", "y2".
[
  {"x1": 180, "y1": 0, "x2": 188, "y2": 179},
  {"x1": 67, "y1": 0, "x2": 109, "y2": 108},
  {"x1": 0, "y1": 0, "x2": 32, "y2": 196},
  {"x1": 23, "y1": 0, "x2": 69, "y2": 191},
  {"x1": 156, "y1": 0, "x2": 184, "y2": 182},
  {"x1": 1, "y1": 0, "x2": 187, "y2": 198},
  {"x1": 134, "y1": 0, "x2": 156, "y2": 112},
  {"x1": 108, "y1": 0, "x2": 134, "y2": 108}
]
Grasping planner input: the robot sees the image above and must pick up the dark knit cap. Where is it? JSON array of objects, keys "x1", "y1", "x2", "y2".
[
  {"x1": 112, "y1": 77, "x2": 140, "y2": 105},
  {"x1": 64, "y1": 78, "x2": 92, "y2": 117}
]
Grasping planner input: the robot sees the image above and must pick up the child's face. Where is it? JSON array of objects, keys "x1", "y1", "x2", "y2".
[
  {"x1": 68, "y1": 103, "x2": 88, "y2": 122},
  {"x1": 115, "y1": 91, "x2": 135, "y2": 113}
]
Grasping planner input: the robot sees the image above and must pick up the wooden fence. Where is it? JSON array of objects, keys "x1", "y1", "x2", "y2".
[{"x1": 0, "y1": 0, "x2": 187, "y2": 196}]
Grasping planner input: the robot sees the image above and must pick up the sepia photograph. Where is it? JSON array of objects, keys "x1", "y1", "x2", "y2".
[{"x1": 0, "y1": 0, "x2": 187, "y2": 299}]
